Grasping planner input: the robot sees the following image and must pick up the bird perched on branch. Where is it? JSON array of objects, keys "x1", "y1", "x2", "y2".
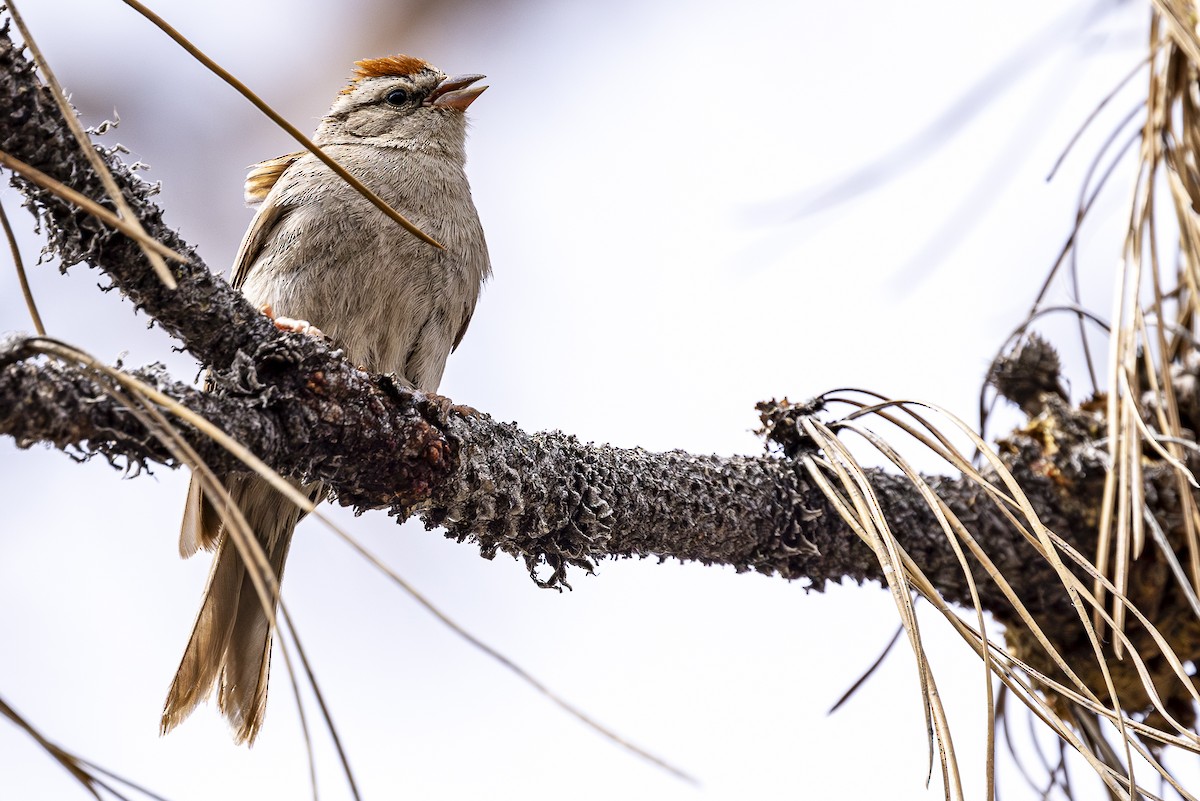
[{"x1": 162, "y1": 55, "x2": 490, "y2": 744}]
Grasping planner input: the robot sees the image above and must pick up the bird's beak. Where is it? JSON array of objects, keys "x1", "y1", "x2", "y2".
[{"x1": 427, "y1": 74, "x2": 488, "y2": 111}]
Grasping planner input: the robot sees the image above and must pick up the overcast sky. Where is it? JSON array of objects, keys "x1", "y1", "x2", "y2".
[{"x1": 0, "y1": 1, "x2": 1170, "y2": 799}]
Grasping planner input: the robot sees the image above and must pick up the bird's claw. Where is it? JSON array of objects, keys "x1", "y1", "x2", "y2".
[{"x1": 259, "y1": 303, "x2": 325, "y2": 338}]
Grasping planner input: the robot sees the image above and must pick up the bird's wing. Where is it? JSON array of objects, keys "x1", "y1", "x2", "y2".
[
  {"x1": 230, "y1": 153, "x2": 304, "y2": 291},
  {"x1": 243, "y1": 151, "x2": 304, "y2": 207},
  {"x1": 451, "y1": 304, "x2": 473, "y2": 353},
  {"x1": 229, "y1": 201, "x2": 287, "y2": 291}
]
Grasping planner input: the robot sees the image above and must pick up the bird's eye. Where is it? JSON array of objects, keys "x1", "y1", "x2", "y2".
[{"x1": 384, "y1": 88, "x2": 410, "y2": 106}]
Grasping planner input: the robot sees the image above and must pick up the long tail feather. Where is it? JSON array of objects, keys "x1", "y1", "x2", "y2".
[{"x1": 162, "y1": 474, "x2": 319, "y2": 744}]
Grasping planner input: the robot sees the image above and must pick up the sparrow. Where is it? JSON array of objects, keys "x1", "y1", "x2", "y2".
[{"x1": 162, "y1": 55, "x2": 490, "y2": 744}]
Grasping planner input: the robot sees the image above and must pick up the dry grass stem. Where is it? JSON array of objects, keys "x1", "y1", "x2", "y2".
[{"x1": 0, "y1": 199, "x2": 42, "y2": 334}]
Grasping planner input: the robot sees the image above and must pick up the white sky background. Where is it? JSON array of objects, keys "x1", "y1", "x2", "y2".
[{"x1": 0, "y1": 0, "x2": 1165, "y2": 799}]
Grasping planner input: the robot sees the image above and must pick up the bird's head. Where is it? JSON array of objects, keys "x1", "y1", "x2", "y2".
[{"x1": 317, "y1": 55, "x2": 487, "y2": 153}]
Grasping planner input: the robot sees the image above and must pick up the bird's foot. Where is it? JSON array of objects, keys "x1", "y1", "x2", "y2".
[
  {"x1": 260, "y1": 303, "x2": 325, "y2": 339},
  {"x1": 424, "y1": 390, "x2": 479, "y2": 418}
]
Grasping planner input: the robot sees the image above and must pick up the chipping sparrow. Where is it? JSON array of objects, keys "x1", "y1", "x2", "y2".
[{"x1": 161, "y1": 55, "x2": 490, "y2": 744}]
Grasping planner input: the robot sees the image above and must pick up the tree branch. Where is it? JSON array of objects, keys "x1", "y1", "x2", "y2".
[{"x1": 0, "y1": 327, "x2": 1085, "y2": 641}]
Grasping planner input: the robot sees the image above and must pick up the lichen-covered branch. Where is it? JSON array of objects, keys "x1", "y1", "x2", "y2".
[
  {"x1": 0, "y1": 323, "x2": 1080, "y2": 634},
  {"x1": 0, "y1": 335, "x2": 449, "y2": 509}
]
